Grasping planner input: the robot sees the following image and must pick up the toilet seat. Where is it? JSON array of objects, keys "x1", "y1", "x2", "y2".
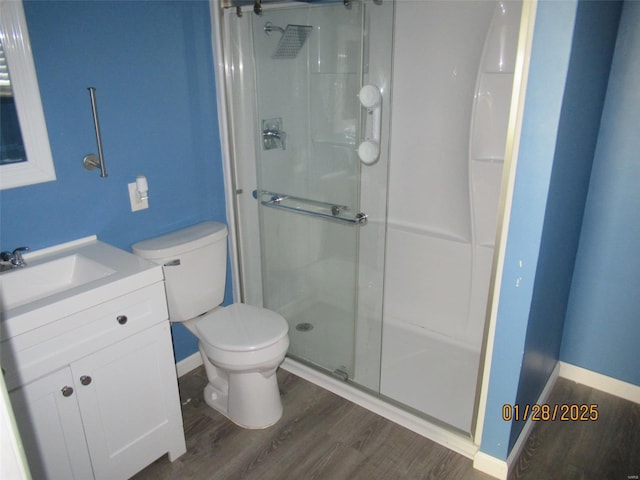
[{"x1": 195, "y1": 303, "x2": 288, "y2": 352}]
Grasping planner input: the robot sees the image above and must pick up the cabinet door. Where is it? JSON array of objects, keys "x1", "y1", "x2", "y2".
[
  {"x1": 71, "y1": 322, "x2": 185, "y2": 480},
  {"x1": 9, "y1": 367, "x2": 94, "y2": 480}
]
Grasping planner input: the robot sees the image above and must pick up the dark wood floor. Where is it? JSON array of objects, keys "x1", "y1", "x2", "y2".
[
  {"x1": 509, "y1": 376, "x2": 640, "y2": 480},
  {"x1": 133, "y1": 367, "x2": 639, "y2": 480}
]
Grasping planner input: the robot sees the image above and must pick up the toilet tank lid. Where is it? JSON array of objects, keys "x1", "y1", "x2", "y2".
[{"x1": 132, "y1": 221, "x2": 228, "y2": 259}]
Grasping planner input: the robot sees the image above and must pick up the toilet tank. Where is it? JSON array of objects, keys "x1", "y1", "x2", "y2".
[{"x1": 132, "y1": 221, "x2": 228, "y2": 322}]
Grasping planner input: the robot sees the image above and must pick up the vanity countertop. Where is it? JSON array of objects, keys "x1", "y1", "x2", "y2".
[{"x1": 0, "y1": 236, "x2": 164, "y2": 340}]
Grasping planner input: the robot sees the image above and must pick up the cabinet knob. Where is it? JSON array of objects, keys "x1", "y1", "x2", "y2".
[
  {"x1": 117, "y1": 315, "x2": 128, "y2": 325},
  {"x1": 61, "y1": 386, "x2": 74, "y2": 397},
  {"x1": 80, "y1": 375, "x2": 92, "y2": 386}
]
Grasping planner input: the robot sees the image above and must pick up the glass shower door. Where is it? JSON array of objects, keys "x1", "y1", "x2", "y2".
[{"x1": 251, "y1": 2, "x2": 367, "y2": 379}]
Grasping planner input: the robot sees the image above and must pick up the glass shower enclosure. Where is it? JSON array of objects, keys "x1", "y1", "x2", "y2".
[
  {"x1": 219, "y1": 0, "x2": 522, "y2": 436},
  {"x1": 222, "y1": 0, "x2": 392, "y2": 392}
]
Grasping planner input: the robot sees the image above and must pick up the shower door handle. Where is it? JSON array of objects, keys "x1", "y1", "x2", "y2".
[{"x1": 253, "y1": 190, "x2": 367, "y2": 226}]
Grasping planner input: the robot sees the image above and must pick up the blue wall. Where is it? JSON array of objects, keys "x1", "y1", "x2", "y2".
[
  {"x1": 479, "y1": 0, "x2": 578, "y2": 460},
  {"x1": 480, "y1": 0, "x2": 621, "y2": 460},
  {"x1": 0, "y1": 0, "x2": 230, "y2": 361},
  {"x1": 561, "y1": 0, "x2": 640, "y2": 386},
  {"x1": 509, "y1": 0, "x2": 621, "y2": 450}
]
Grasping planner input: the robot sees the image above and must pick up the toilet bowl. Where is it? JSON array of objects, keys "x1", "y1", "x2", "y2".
[
  {"x1": 193, "y1": 303, "x2": 289, "y2": 428},
  {"x1": 132, "y1": 222, "x2": 290, "y2": 429}
]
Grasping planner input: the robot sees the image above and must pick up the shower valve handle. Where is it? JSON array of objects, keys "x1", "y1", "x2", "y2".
[{"x1": 263, "y1": 129, "x2": 287, "y2": 150}]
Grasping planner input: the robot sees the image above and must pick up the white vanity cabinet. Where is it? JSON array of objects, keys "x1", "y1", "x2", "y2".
[
  {"x1": 4, "y1": 280, "x2": 187, "y2": 480},
  {"x1": 9, "y1": 366, "x2": 94, "y2": 479}
]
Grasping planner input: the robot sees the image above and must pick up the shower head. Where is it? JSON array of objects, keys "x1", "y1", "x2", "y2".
[{"x1": 264, "y1": 22, "x2": 313, "y2": 59}]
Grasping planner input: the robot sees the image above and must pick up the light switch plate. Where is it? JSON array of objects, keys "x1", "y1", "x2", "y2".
[{"x1": 128, "y1": 182, "x2": 149, "y2": 211}]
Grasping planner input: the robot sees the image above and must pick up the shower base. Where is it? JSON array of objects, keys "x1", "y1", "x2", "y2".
[
  {"x1": 380, "y1": 318, "x2": 480, "y2": 432},
  {"x1": 284, "y1": 300, "x2": 354, "y2": 376},
  {"x1": 283, "y1": 302, "x2": 478, "y2": 433}
]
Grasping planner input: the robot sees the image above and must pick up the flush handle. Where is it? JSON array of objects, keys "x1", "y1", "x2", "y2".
[
  {"x1": 164, "y1": 259, "x2": 181, "y2": 267},
  {"x1": 117, "y1": 315, "x2": 128, "y2": 325}
]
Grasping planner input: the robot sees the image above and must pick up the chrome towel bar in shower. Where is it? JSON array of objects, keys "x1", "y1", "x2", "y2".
[{"x1": 253, "y1": 190, "x2": 368, "y2": 226}]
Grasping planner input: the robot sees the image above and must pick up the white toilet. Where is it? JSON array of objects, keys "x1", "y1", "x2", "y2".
[{"x1": 132, "y1": 221, "x2": 289, "y2": 429}]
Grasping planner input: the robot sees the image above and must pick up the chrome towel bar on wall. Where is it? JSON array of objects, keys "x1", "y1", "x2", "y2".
[{"x1": 83, "y1": 87, "x2": 108, "y2": 177}]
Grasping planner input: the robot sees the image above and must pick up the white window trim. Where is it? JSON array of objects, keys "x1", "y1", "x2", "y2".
[{"x1": 0, "y1": 0, "x2": 56, "y2": 190}]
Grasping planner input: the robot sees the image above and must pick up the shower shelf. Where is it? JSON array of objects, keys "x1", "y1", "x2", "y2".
[{"x1": 253, "y1": 189, "x2": 367, "y2": 226}]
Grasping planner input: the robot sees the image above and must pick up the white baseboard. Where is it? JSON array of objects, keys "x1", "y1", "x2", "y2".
[
  {"x1": 559, "y1": 361, "x2": 640, "y2": 404},
  {"x1": 473, "y1": 451, "x2": 508, "y2": 479},
  {"x1": 473, "y1": 361, "x2": 560, "y2": 480},
  {"x1": 475, "y1": 362, "x2": 640, "y2": 480},
  {"x1": 281, "y1": 357, "x2": 478, "y2": 459},
  {"x1": 176, "y1": 352, "x2": 203, "y2": 378}
]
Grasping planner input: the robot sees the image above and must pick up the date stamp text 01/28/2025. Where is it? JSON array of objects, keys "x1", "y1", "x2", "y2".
[{"x1": 501, "y1": 403, "x2": 599, "y2": 421}]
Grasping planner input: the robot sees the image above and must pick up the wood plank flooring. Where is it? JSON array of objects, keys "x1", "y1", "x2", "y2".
[
  {"x1": 509, "y1": 377, "x2": 640, "y2": 480},
  {"x1": 133, "y1": 367, "x2": 639, "y2": 480}
]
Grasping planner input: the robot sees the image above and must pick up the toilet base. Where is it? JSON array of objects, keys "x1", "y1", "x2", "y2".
[{"x1": 199, "y1": 352, "x2": 284, "y2": 429}]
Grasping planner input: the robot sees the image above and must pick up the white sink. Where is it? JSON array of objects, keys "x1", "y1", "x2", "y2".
[
  {"x1": 0, "y1": 236, "x2": 164, "y2": 340},
  {"x1": 0, "y1": 254, "x2": 116, "y2": 311}
]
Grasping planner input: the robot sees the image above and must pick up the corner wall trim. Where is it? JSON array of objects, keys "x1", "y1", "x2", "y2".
[
  {"x1": 176, "y1": 352, "x2": 203, "y2": 378},
  {"x1": 559, "y1": 362, "x2": 640, "y2": 404},
  {"x1": 474, "y1": 361, "x2": 560, "y2": 479}
]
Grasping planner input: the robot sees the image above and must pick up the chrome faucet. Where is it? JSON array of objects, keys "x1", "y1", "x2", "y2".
[{"x1": 1, "y1": 247, "x2": 30, "y2": 270}]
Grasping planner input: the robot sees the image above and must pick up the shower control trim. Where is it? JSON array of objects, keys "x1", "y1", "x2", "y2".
[{"x1": 262, "y1": 118, "x2": 286, "y2": 150}]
